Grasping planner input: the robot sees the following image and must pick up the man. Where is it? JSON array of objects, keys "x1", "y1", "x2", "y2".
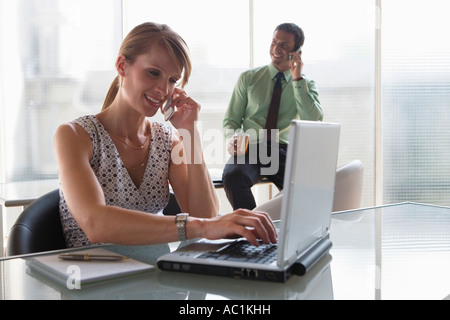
[{"x1": 222, "y1": 23, "x2": 323, "y2": 210}]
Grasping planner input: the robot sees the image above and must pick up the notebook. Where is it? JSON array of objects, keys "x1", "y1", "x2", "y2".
[
  {"x1": 157, "y1": 120, "x2": 340, "y2": 282},
  {"x1": 27, "y1": 247, "x2": 154, "y2": 289}
]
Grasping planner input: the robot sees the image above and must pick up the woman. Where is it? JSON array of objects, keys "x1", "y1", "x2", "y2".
[{"x1": 53, "y1": 22, "x2": 276, "y2": 248}]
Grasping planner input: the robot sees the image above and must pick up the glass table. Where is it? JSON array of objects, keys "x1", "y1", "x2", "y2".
[{"x1": 1, "y1": 202, "x2": 450, "y2": 300}]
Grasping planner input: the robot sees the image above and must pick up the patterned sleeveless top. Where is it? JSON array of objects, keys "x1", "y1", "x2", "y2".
[{"x1": 59, "y1": 115, "x2": 173, "y2": 248}]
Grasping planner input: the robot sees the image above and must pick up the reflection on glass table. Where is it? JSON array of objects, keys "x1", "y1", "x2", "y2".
[
  {"x1": 2, "y1": 203, "x2": 450, "y2": 300},
  {"x1": 330, "y1": 202, "x2": 450, "y2": 300},
  {"x1": 1, "y1": 243, "x2": 332, "y2": 300}
]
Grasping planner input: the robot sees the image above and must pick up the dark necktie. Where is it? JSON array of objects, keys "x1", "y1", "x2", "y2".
[{"x1": 265, "y1": 72, "x2": 284, "y2": 141}]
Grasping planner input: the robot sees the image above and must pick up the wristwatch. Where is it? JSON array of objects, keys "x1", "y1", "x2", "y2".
[{"x1": 175, "y1": 213, "x2": 189, "y2": 241}]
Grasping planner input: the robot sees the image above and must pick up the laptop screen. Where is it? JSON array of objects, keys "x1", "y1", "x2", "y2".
[{"x1": 277, "y1": 120, "x2": 340, "y2": 268}]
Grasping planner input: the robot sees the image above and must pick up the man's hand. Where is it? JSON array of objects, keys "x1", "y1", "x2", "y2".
[
  {"x1": 289, "y1": 50, "x2": 303, "y2": 80},
  {"x1": 227, "y1": 134, "x2": 249, "y2": 155}
]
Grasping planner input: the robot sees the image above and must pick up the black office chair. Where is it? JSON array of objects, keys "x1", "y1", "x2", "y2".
[
  {"x1": 6, "y1": 189, "x2": 66, "y2": 256},
  {"x1": 163, "y1": 192, "x2": 182, "y2": 216}
]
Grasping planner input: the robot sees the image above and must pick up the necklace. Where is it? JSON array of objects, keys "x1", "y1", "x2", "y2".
[
  {"x1": 109, "y1": 122, "x2": 150, "y2": 149},
  {"x1": 121, "y1": 134, "x2": 151, "y2": 170},
  {"x1": 108, "y1": 122, "x2": 151, "y2": 169},
  {"x1": 123, "y1": 148, "x2": 150, "y2": 170}
]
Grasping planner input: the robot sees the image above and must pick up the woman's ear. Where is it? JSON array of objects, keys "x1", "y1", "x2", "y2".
[{"x1": 116, "y1": 55, "x2": 127, "y2": 77}]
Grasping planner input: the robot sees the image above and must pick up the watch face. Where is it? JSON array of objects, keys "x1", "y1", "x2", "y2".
[{"x1": 176, "y1": 213, "x2": 188, "y2": 222}]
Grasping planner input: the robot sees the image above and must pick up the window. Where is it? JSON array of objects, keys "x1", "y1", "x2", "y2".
[
  {"x1": 123, "y1": 0, "x2": 250, "y2": 172},
  {"x1": 124, "y1": 0, "x2": 376, "y2": 207},
  {"x1": 253, "y1": 0, "x2": 376, "y2": 207},
  {"x1": 382, "y1": 0, "x2": 450, "y2": 206},
  {"x1": 1, "y1": 0, "x2": 449, "y2": 208},
  {"x1": 0, "y1": 0, "x2": 122, "y2": 181}
]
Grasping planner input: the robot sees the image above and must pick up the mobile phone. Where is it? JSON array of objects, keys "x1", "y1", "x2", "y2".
[
  {"x1": 163, "y1": 96, "x2": 174, "y2": 121},
  {"x1": 289, "y1": 47, "x2": 302, "y2": 60}
]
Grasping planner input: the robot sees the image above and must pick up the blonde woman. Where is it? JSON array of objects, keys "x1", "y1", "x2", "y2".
[{"x1": 54, "y1": 22, "x2": 276, "y2": 248}]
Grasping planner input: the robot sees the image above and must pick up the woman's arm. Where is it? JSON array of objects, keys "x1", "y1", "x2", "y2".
[
  {"x1": 167, "y1": 89, "x2": 219, "y2": 218},
  {"x1": 54, "y1": 122, "x2": 274, "y2": 246},
  {"x1": 53, "y1": 122, "x2": 181, "y2": 244}
]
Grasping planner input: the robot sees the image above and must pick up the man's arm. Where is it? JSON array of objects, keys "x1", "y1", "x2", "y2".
[
  {"x1": 293, "y1": 77, "x2": 323, "y2": 121},
  {"x1": 223, "y1": 73, "x2": 248, "y2": 140}
]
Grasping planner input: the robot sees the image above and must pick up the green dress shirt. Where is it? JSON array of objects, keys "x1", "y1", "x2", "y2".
[{"x1": 223, "y1": 64, "x2": 323, "y2": 144}]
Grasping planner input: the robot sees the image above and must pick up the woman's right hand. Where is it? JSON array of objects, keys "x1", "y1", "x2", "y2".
[
  {"x1": 166, "y1": 87, "x2": 200, "y2": 132},
  {"x1": 189, "y1": 209, "x2": 277, "y2": 246}
]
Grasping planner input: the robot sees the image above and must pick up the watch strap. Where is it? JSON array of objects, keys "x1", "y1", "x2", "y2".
[{"x1": 175, "y1": 213, "x2": 188, "y2": 241}]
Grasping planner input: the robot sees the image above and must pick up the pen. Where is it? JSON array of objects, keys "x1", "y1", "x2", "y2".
[{"x1": 58, "y1": 253, "x2": 127, "y2": 261}]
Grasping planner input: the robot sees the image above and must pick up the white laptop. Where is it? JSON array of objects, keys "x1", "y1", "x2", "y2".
[{"x1": 157, "y1": 120, "x2": 340, "y2": 282}]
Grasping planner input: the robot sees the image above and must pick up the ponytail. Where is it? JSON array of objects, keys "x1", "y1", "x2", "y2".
[{"x1": 102, "y1": 76, "x2": 119, "y2": 111}]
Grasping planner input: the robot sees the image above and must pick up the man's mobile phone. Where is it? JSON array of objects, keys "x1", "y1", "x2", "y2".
[
  {"x1": 289, "y1": 47, "x2": 302, "y2": 60},
  {"x1": 163, "y1": 96, "x2": 174, "y2": 121}
]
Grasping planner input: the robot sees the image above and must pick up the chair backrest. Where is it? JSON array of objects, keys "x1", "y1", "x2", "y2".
[
  {"x1": 6, "y1": 189, "x2": 66, "y2": 256},
  {"x1": 332, "y1": 159, "x2": 364, "y2": 212},
  {"x1": 254, "y1": 160, "x2": 364, "y2": 220},
  {"x1": 163, "y1": 192, "x2": 182, "y2": 216}
]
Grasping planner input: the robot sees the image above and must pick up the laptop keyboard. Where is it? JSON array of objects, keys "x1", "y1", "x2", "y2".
[{"x1": 198, "y1": 240, "x2": 278, "y2": 265}]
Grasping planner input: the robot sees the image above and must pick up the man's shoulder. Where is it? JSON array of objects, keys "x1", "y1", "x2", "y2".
[
  {"x1": 241, "y1": 65, "x2": 269, "y2": 77},
  {"x1": 238, "y1": 65, "x2": 270, "y2": 85}
]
